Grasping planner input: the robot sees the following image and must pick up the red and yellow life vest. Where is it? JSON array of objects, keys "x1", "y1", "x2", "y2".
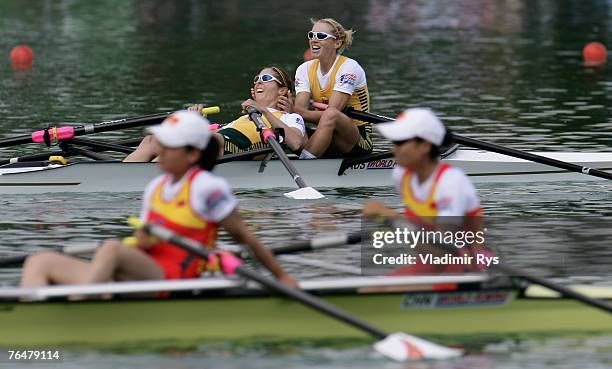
[
  {"x1": 145, "y1": 169, "x2": 218, "y2": 279},
  {"x1": 400, "y1": 163, "x2": 482, "y2": 220},
  {"x1": 392, "y1": 163, "x2": 485, "y2": 276}
]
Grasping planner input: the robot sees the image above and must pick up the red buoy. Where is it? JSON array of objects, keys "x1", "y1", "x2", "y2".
[{"x1": 583, "y1": 42, "x2": 607, "y2": 67}]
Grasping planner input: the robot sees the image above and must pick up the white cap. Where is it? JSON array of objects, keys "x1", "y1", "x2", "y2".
[
  {"x1": 376, "y1": 108, "x2": 446, "y2": 146},
  {"x1": 147, "y1": 110, "x2": 211, "y2": 150}
]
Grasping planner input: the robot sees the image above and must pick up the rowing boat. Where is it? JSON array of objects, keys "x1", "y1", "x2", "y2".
[
  {"x1": 1, "y1": 148, "x2": 612, "y2": 194},
  {"x1": 1, "y1": 275, "x2": 610, "y2": 350}
]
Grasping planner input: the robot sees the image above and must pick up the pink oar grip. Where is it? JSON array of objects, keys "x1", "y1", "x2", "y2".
[
  {"x1": 208, "y1": 123, "x2": 220, "y2": 131},
  {"x1": 31, "y1": 126, "x2": 75, "y2": 143},
  {"x1": 262, "y1": 129, "x2": 276, "y2": 144},
  {"x1": 217, "y1": 252, "x2": 243, "y2": 275},
  {"x1": 311, "y1": 101, "x2": 329, "y2": 110}
]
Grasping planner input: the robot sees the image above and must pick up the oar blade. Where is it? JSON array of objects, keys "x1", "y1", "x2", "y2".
[
  {"x1": 374, "y1": 332, "x2": 463, "y2": 361},
  {"x1": 283, "y1": 186, "x2": 325, "y2": 200}
]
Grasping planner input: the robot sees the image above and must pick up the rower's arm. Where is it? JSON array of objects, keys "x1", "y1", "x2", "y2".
[
  {"x1": 262, "y1": 110, "x2": 306, "y2": 152},
  {"x1": 363, "y1": 201, "x2": 401, "y2": 218},
  {"x1": 327, "y1": 90, "x2": 350, "y2": 112},
  {"x1": 219, "y1": 210, "x2": 298, "y2": 287},
  {"x1": 294, "y1": 92, "x2": 323, "y2": 123}
]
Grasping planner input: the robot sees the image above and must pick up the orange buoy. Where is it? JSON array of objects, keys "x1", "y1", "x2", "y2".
[
  {"x1": 583, "y1": 42, "x2": 607, "y2": 66},
  {"x1": 10, "y1": 44, "x2": 34, "y2": 65}
]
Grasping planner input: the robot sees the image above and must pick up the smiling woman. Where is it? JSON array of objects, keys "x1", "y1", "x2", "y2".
[
  {"x1": 212, "y1": 66, "x2": 307, "y2": 155},
  {"x1": 294, "y1": 18, "x2": 372, "y2": 159},
  {"x1": 124, "y1": 66, "x2": 307, "y2": 162}
]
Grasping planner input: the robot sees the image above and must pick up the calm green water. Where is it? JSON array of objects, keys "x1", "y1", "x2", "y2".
[{"x1": 1, "y1": 0, "x2": 612, "y2": 368}]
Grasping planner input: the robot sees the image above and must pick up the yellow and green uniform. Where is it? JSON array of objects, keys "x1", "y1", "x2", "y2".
[
  {"x1": 218, "y1": 110, "x2": 300, "y2": 155},
  {"x1": 308, "y1": 56, "x2": 372, "y2": 156}
]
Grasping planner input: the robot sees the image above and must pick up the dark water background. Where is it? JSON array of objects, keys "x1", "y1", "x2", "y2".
[{"x1": 1, "y1": 1, "x2": 611, "y2": 368}]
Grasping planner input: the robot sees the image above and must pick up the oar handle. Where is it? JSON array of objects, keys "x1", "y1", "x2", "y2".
[
  {"x1": 2, "y1": 107, "x2": 222, "y2": 148},
  {"x1": 201, "y1": 106, "x2": 220, "y2": 116}
]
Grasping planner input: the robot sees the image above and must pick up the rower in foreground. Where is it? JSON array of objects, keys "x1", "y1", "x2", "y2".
[
  {"x1": 294, "y1": 17, "x2": 373, "y2": 159},
  {"x1": 362, "y1": 108, "x2": 484, "y2": 274},
  {"x1": 21, "y1": 111, "x2": 297, "y2": 289},
  {"x1": 124, "y1": 66, "x2": 306, "y2": 162}
]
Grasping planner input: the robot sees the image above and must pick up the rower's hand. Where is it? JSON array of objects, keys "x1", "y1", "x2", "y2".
[
  {"x1": 241, "y1": 99, "x2": 264, "y2": 114},
  {"x1": 133, "y1": 229, "x2": 153, "y2": 250},
  {"x1": 278, "y1": 274, "x2": 300, "y2": 289},
  {"x1": 276, "y1": 91, "x2": 294, "y2": 113},
  {"x1": 362, "y1": 201, "x2": 396, "y2": 218},
  {"x1": 187, "y1": 104, "x2": 207, "y2": 116}
]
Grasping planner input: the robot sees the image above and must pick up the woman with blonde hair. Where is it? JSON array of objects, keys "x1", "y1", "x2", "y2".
[{"x1": 294, "y1": 18, "x2": 372, "y2": 159}]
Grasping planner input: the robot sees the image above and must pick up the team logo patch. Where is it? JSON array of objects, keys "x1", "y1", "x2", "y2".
[
  {"x1": 436, "y1": 197, "x2": 452, "y2": 211},
  {"x1": 339, "y1": 73, "x2": 357, "y2": 86},
  {"x1": 206, "y1": 189, "x2": 228, "y2": 210},
  {"x1": 295, "y1": 77, "x2": 304, "y2": 88}
]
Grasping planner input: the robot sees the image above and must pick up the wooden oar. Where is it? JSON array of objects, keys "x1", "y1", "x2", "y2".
[
  {"x1": 133, "y1": 219, "x2": 462, "y2": 361},
  {"x1": 245, "y1": 106, "x2": 324, "y2": 199},
  {"x1": 0, "y1": 107, "x2": 220, "y2": 149},
  {"x1": 341, "y1": 107, "x2": 612, "y2": 181}
]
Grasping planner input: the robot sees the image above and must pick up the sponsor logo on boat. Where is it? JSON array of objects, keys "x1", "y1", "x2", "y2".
[
  {"x1": 348, "y1": 159, "x2": 397, "y2": 171},
  {"x1": 400, "y1": 290, "x2": 512, "y2": 309}
]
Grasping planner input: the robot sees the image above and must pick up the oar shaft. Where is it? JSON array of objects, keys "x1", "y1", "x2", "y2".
[
  {"x1": 246, "y1": 107, "x2": 309, "y2": 188},
  {"x1": 453, "y1": 134, "x2": 612, "y2": 180},
  {"x1": 341, "y1": 107, "x2": 612, "y2": 181},
  {"x1": 141, "y1": 222, "x2": 388, "y2": 339},
  {"x1": 71, "y1": 113, "x2": 170, "y2": 136},
  {"x1": 238, "y1": 263, "x2": 388, "y2": 338},
  {"x1": 271, "y1": 233, "x2": 362, "y2": 254},
  {"x1": 0, "y1": 135, "x2": 34, "y2": 148},
  {"x1": 495, "y1": 264, "x2": 612, "y2": 313}
]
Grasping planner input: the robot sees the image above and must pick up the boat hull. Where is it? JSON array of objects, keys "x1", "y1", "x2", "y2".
[
  {"x1": 1, "y1": 287, "x2": 610, "y2": 349},
  {"x1": 1, "y1": 150, "x2": 612, "y2": 194}
]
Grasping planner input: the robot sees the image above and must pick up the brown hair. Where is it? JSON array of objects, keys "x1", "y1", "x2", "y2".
[
  {"x1": 310, "y1": 18, "x2": 355, "y2": 54},
  {"x1": 267, "y1": 65, "x2": 293, "y2": 91}
]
